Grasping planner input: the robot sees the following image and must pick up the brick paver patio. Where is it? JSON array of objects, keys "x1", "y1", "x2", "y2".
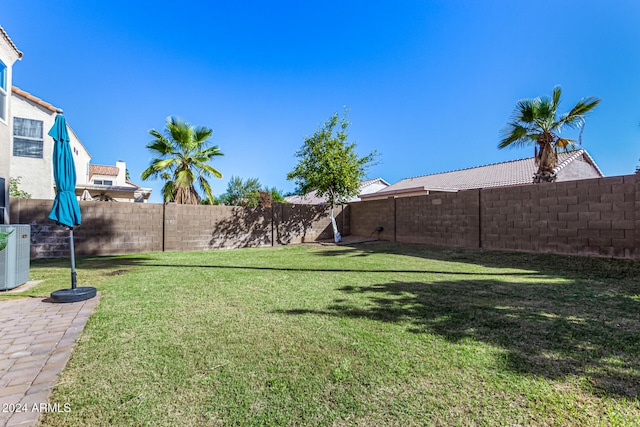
[{"x1": 0, "y1": 294, "x2": 100, "y2": 427}]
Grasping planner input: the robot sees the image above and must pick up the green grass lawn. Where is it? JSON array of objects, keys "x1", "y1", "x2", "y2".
[{"x1": 9, "y1": 242, "x2": 640, "y2": 426}]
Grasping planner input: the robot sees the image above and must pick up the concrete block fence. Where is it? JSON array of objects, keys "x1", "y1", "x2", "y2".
[
  {"x1": 349, "y1": 174, "x2": 639, "y2": 260},
  {"x1": 9, "y1": 173, "x2": 639, "y2": 260},
  {"x1": 9, "y1": 199, "x2": 347, "y2": 259}
]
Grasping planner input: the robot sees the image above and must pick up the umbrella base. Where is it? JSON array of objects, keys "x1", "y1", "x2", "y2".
[{"x1": 50, "y1": 287, "x2": 97, "y2": 303}]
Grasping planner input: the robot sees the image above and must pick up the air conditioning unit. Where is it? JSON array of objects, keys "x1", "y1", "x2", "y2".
[{"x1": 0, "y1": 225, "x2": 31, "y2": 291}]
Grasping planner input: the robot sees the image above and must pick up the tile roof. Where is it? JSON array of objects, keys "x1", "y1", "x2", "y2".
[
  {"x1": 0, "y1": 26, "x2": 23, "y2": 59},
  {"x1": 13, "y1": 86, "x2": 92, "y2": 158},
  {"x1": 373, "y1": 149, "x2": 603, "y2": 195},
  {"x1": 284, "y1": 191, "x2": 327, "y2": 205},
  {"x1": 284, "y1": 178, "x2": 389, "y2": 205},
  {"x1": 89, "y1": 165, "x2": 120, "y2": 177},
  {"x1": 12, "y1": 86, "x2": 58, "y2": 113},
  {"x1": 360, "y1": 178, "x2": 390, "y2": 189}
]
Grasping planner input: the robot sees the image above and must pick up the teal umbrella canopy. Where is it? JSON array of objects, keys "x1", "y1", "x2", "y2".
[{"x1": 48, "y1": 114, "x2": 81, "y2": 228}]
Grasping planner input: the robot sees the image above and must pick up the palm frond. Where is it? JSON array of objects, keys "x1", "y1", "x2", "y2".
[
  {"x1": 499, "y1": 124, "x2": 535, "y2": 149},
  {"x1": 193, "y1": 126, "x2": 213, "y2": 145},
  {"x1": 141, "y1": 158, "x2": 178, "y2": 180},
  {"x1": 167, "y1": 117, "x2": 193, "y2": 150},
  {"x1": 146, "y1": 138, "x2": 174, "y2": 156},
  {"x1": 174, "y1": 168, "x2": 196, "y2": 187},
  {"x1": 559, "y1": 97, "x2": 601, "y2": 129},
  {"x1": 514, "y1": 99, "x2": 537, "y2": 123},
  {"x1": 554, "y1": 137, "x2": 578, "y2": 151},
  {"x1": 198, "y1": 176, "x2": 214, "y2": 202},
  {"x1": 161, "y1": 180, "x2": 176, "y2": 203},
  {"x1": 200, "y1": 164, "x2": 223, "y2": 179},
  {"x1": 551, "y1": 86, "x2": 562, "y2": 112}
]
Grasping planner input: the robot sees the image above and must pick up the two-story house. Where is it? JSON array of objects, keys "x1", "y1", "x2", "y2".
[{"x1": 10, "y1": 86, "x2": 92, "y2": 200}]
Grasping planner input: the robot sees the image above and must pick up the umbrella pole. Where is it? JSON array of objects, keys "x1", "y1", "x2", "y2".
[
  {"x1": 69, "y1": 227, "x2": 77, "y2": 290},
  {"x1": 50, "y1": 226, "x2": 96, "y2": 303}
]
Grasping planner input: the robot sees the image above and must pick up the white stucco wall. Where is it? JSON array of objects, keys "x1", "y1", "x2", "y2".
[
  {"x1": 0, "y1": 35, "x2": 21, "y2": 223},
  {"x1": 69, "y1": 127, "x2": 91, "y2": 185},
  {"x1": 351, "y1": 181, "x2": 390, "y2": 202},
  {"x1": 9, "y1": 93, "x2": 55, "y2": 199},
  {"x1": 10, "y1": 93, "x2": 93, "y2": 199},
  {"x1": 359, "y1": 182, "x2": 389, "y2": 195},
  {"x1": 556, "y1": 155, "x2": 603, "y2": 181},
  {"x1": 115, "y1": 160, "x2": 127, "y2": 186}
]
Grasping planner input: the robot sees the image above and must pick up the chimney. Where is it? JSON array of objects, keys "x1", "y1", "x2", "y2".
[{"x1": 116, "y1": 160, "x2": 126, "y2": 185}]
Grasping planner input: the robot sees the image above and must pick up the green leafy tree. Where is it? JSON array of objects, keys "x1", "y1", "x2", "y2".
[
  {"x1": 200, "y1": 196, "x2": 219, "y2": 205},
  {"x1": 218, "y1": 178, "x2": 288, "y2": 207},
  {"x1": 142, "y1": 116, "x2": 223, "y2": 204},
  {"x1": 9, "y1": 177, "x2": 31, "y2": 199},
  {"x1": 499, "y1": 86, "x2": 600, "y2": 183},
  {"x1": 287, "y1": 110, "x2": 378, "y2": 242},
  {"x1": 218, "y1": 176, "x2": 262, "y2": 206},
  {"x1": 265, "y1": 186, "x2": 286, "y2": 204},
  {"x1": 257, "y1": 190, "x2": 273, "y2": 208}
]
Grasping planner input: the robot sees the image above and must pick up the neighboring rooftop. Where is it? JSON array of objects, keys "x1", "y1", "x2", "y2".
[
  {"x1": 12, "y1": 86, "x2": 92, "y2": 157},
  {"x1": 285, "y1": 178, "x2": 390, "y2": 205},
  {"x1": 362, "y1": 149, "x2": 603, "y2": 200},
  {"x1": 12, "y1": 86, "x2": 58, "y2": 113},
  {"x1": 89, "y1": 165, "x2": 119, "y2": 178}
]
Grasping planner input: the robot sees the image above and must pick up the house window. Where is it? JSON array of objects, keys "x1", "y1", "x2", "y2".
[
  {"x1": 13, "y1": 117, "x2": 44, "y2": 158},
  {"x1": 93, "y1": 180, "x2": 113, "y2": 186},
  {"x1": 0, "y1": 61, "x2": 7, "y2": 122}
]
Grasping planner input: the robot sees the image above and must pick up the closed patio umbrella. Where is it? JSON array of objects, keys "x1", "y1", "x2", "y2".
[{"x1": 48, "y1": 111, "x2": 96, "y2": 303}]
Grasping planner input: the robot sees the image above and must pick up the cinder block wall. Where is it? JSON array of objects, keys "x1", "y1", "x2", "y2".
[
  {"x1": 164, "y1": 204, "x2": 274, "y2": 251},
  {"x1": 348, "y1": 198, "x2": 395, "y2": 241},
  {"x1": 275, "y1": 204, "x2": 337, "y2": 245},
  {"x1": 9, "y1": 199, "x2": 164, "y2": 258},
  {"x1": 349, "y1": 174, "x2": 639, "y2": 260},
  {"x1": 396, "y1": 191, "x2": 480, "y2": 247},
  {"x1": 481, "y1": 175, "x2": 637, "y2": 258},
  {"x1": 9, "y1": 199, "x2": 346, "y2": 258}
]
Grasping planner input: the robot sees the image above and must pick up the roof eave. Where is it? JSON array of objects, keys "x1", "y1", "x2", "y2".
[
  {"x1": 0, "y1": 26, "x2": 23, "y2": 59},
  {"x1": 11, "y1": 86, "x2": 58, "y2": 113}
]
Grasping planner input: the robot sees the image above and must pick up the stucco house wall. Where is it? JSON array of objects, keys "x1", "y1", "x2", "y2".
[
  {"x1": 9, "y1": 93, "x2": 56, "y2": 199},
  {"x1": 80, "y1": 160, "x2": 151, "y2": 202},
  {"x1": 70, "y1": 127, "x2": 91, "y2": 185},
  {"x1": 556, "y1": 156, "x2": 602, "y2": 181},
  {"x1": 353, "y1": 179, "x2": 390, "y2": 201},
  {"x1": 0, "y1": 27, "x2": 22, "y2": 223},
  {"x1": 9, "y1": 89, "x2": 91, "y2": 199}
]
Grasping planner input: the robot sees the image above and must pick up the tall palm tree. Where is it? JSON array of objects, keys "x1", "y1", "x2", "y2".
[
  {"x1": 499, "y1": 86, "x2": 600, "y2": 183},
  {"x1": 142, "y1": 116, "x2": 223, "y2": 204}
]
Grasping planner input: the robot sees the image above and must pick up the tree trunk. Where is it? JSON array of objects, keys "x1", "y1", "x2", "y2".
[
  {"x1": 174, "y1": 186, "x2": 200, "y2": 204},
  {"x1": 330, "y1": 204, "x2": 342, "y2": 243},
  {"x1": 533, "y1": 132, "x2": 558, "y2": 183}
]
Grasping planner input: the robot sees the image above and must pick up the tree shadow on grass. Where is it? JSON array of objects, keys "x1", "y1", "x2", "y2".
[
  {"x1": 281, "y1": 278, "x2": 640, "y2": 399},
  {"x1": 314, "y1": 241, "x2": 640, "y2": 281}
]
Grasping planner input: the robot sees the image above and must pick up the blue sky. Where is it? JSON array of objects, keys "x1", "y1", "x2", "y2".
[{"x1": 4, "y1": 1, "x2": 639, "y2": 203}]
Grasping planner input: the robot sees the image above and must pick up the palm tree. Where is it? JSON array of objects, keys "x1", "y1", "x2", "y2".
[
  {"x1": 499, "y1": 86, "x2": 600, "y2": 183},
  {"x1": 142, "y1": 116, "x2": 223, "y2": 204}
]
